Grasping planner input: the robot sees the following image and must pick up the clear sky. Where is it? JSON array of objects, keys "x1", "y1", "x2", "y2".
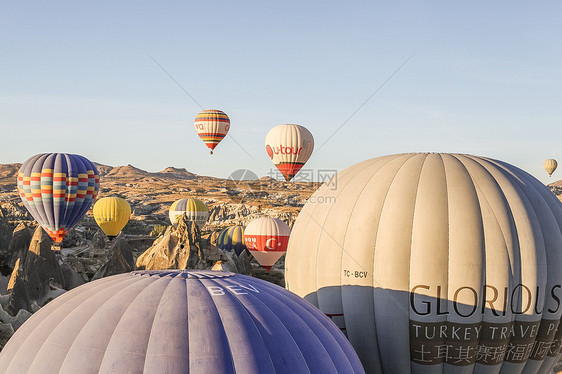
[{"x1": 1, "y1": 1, "x2": 561, "y2": 184}]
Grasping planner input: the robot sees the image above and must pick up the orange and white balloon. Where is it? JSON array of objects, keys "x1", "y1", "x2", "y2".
[
  {"x1": 194, "y1": 109, "x2": 230, "y2": 154},
  {"x1": 244, "y1": 217, "x2": 291, "y2": 271},
  {"x1": 265, "y1": 124, "x2": 314, "y2": 181}
]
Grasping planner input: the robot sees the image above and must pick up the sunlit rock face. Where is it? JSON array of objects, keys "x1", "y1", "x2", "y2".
[
  {"x1": 7, "y1": 227, "x2": 65, "y2": 315},
  {"x1": 286, "y1": 153, "x2": 562, "y2": 374},
  {"x1": 136, "y1": 216, "x2": 203, "y2": 270}
]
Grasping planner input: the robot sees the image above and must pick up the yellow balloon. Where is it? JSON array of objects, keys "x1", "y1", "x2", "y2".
[{"x1": 93, "y1": 197, "x2": 131, "y2": 238}]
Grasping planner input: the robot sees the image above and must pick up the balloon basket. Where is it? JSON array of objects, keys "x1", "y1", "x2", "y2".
[{"x1": 51, "y1": 243, "x2": 62, "y2": 251}]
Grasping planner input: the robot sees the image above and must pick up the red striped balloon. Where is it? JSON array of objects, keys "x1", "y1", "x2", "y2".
[
  {"x1": 244, "y1": 216, "x2": 291, "y2": 271},
  {"x1": 194, "y1": 109, "x2": 230, "y2": 154}
]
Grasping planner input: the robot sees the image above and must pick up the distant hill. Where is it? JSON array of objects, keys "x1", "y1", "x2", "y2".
[
  {"x1": 548, "y1": 179, "x2": 562, "y2": 188},
  {"x1": 106, "y1": 164, "x2": 149, "y2": 178},
  {"x1": 93, "y1": 163, "x2": 113, "y2": 177},
  {"x1": 0, "y1": 164, "x2": 21, "y2": 179},
  {"x1": 157, "y1": 167, "x2": 196, "y2": 180}
]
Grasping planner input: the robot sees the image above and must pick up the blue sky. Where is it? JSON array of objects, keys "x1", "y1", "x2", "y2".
[{"x1": 1, "y1": 1, "x2": 561, "y2": 183}]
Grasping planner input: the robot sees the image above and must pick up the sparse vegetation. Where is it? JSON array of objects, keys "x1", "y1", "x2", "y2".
[{"x1": 150, "y1": 224, "x2": 168, "y2": 237}]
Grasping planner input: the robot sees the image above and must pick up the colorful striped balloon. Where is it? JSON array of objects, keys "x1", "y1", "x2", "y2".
[
  {"x1": 265, "y1": 124, "x2": 314, "y2": 181},
  {"x1": 194, "y1": 109, "x2": 230, "y2": 154},
  {"x1": 169, "y1": 198, "x2": 209, "y2": 229},
  {"x1": 17, "y1": 153, "x2": 100, "y2": 245},
  {"x1": 216, "y1": 225, "x2": 246, "y2": 256},
  {"x1": 244, "y1": 217, "x2": 291, "y2": 271}
]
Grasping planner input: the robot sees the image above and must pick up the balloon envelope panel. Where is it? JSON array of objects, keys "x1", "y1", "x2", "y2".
[
  {"x1": 217, "y1": 225, "x2": 246, "y2": 256},
  {"x1": 0, "y1": 270, "x2": 365, "y2": 374},
  {"x1": 285, "y1": 153, "x2": 562, "y2": 374},
  {"x1": 17, "y1": 153, "x2": 100, "y2": 243}
]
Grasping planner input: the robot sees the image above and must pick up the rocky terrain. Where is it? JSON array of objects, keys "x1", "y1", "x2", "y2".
[
  {"x1": 549, "y1": 179, "x2": 562, "y2": 203},
  {"x1": 0, "y1": 162, "x2": 318, "y2": 236},
  {"x1": 0, "y1": 162, "x2": 319, "y2": 351},
  {"x1": 1, "y1": 162, "x2": 562, "y2": 370}
]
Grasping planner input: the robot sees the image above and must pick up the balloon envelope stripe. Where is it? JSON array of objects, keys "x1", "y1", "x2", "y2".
[{"x1": 286, "y1": 152, "x2": 562, "y2": 373}]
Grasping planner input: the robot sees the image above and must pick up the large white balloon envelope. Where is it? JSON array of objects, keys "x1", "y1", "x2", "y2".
[{"x1": 286, "y1": 153, "x2": 562, "y2": 374}]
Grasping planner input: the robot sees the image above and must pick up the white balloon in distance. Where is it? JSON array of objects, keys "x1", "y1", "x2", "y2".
[
  {"x1": 285, "y1": 153, "x2": 562, "y2": 374},
  {"x1": 244, "y1": 217, "x2": 291, "y2": 271},
  {"x1": 265, "y1": 124, "x2": 314, "y2": 181},
  {"x1": 544, "y1": 159, "x2": 558, "y2": 177}
]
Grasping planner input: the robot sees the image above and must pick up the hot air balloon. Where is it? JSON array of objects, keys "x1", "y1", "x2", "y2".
[
  {"x1": 265, "y1": 124, "x2": 314, "y2": 181},
  {"x1": 544, "y1": 158, "x2": 558, "y2": 177},
  {"x1": 17, "y1": 153, "x2": 99, "y2": 249},
  {"x1": 244, "y1": 217, "x2": 290, "y2": 271},
  {"x1": 169, "y1": 198, "x2": 209, "y2": 229},
  {"x1": 0, "y1": 270, "x2": 365, "y2": 374},
  {"x1": 286, "y1": 153, "x2": 562, "y2": 373},
  {"x1": 216, "y1": 225, "x2": 246, "y2": 256},
  {"x1": 194, "y1": 109, "x2": 230, "y2": 154},
  {"x1": 93, "y1": 197, "x2": 131, "y2": 239}
]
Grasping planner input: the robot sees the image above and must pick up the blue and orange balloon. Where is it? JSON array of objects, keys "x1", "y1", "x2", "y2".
[{"x1": 17, "y1": 153, "x2": 99, "y2": 246}]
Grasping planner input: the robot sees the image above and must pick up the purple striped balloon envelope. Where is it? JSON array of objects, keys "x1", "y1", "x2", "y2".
[{"x1": 0, "y1": 270, "x2": 365, "y2": 374}]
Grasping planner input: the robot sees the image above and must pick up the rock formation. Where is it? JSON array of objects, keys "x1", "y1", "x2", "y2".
[
  {"x1": 92, "y1": 235, "x2": 135, "y2": 280},
  {"x1": 0, "y1": 275, "x2": 7, "y2": 295},
  {"x1": 0, "y1": 303, "x2": 31, "y2": 349},
  {"x1": 0, "y1": 292, "x2": 32, "y2": 351},
  {"x1": 6, "y1": 227, "x2": 65, "y2": 315},
  {"x1": 60, "y1": 263, "x2": 85, "y2": 290},
  {"x1": 207, "y1": 203, "x2": 296, "y2": 228},
  {"x1": 136, "y1": 216, "x2": 205, "y2": 270},
  {"x1": 211, "y1": 251, "x2": 252, "y2": 275},
  {"x1": 5, "y1": 223, "x2": 32, "y2": 270},
  {"x1": 0, "y1": 210, "x2": 11, "y2": 255},
  {"x1": 136, "y1": 216, "x2": 255, "y2": 275},
  {"x1": 89, "y1": 230, "x2": 107, "y2": 251}
]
